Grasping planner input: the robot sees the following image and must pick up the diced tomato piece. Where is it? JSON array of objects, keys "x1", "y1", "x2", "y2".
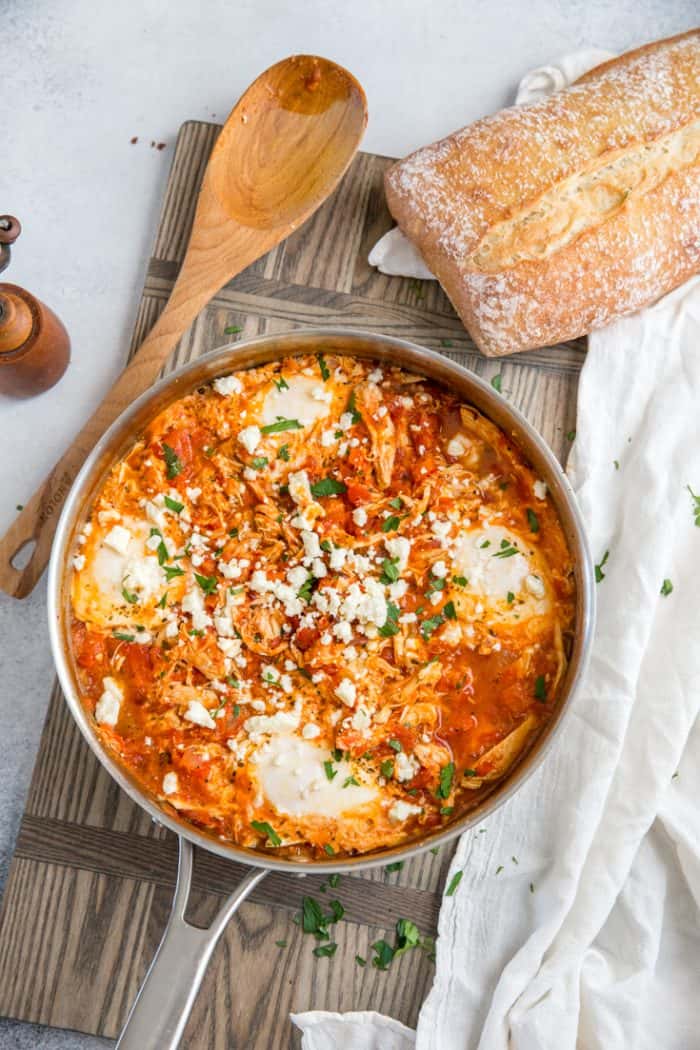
[
  {"x1": 345, "y1": 482, "x2": 372, "y2": 506},
  {"x1": 295, "y1": 626, "x2": 319, "y2": 650},
  {"x1": 72, "y1": 622, "x2": 108, "y2": 672},
  {"x1": 123, "y1": 644, "x2": 157, "y2": 699}
]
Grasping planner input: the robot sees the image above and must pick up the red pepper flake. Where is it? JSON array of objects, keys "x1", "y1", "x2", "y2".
[
  {"x1": 156, "y1": 142, "x2": 166, "y2": 151},
  {"x1": 130, "y1": 136, "x2": 138, "y2": 144}
]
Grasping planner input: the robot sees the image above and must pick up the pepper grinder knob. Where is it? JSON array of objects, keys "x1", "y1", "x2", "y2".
[{"x1": 0, "y1": 215, "x2": 71, "y2": 397}]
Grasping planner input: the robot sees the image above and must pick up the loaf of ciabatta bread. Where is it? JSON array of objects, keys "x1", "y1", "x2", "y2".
[{"x1": 384, "y1": 31, "x2": 700, "y2": 356}]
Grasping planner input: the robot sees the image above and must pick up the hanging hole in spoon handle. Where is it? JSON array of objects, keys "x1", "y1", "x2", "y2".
[{"x1": 117, "y1": 837, "x2": 267, "y2": 1050}]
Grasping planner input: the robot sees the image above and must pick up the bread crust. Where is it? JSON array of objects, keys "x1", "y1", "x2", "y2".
[{"x1": 385, "y1": 30, "x2": 700, "y2": 356}]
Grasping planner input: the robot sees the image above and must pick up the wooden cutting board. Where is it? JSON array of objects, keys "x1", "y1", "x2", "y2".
[{"x1": 0, "y1": 120, "x2": 584, "y2": 1048}]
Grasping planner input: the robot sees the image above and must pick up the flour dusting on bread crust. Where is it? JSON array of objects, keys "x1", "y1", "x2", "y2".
[{"x1": 385, "y1": 31, "x2": 700, "y2": 356}]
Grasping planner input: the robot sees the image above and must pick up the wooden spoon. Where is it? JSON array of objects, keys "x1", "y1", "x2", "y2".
[{"x1": 0, "y1": 55, "x2": 367, "y2": 598}]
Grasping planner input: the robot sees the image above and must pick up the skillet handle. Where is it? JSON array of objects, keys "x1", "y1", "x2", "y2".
[{"x1": 116, "y1": 836, "x2": 267, "y2": 1050}]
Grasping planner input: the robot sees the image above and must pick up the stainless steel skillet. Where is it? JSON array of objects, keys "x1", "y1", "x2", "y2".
[{"x1": 48, "y1": 328, "x2": 595, "y2": 1049}]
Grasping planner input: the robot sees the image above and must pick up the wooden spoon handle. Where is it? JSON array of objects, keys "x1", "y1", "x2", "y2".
[{"x1": 0, "y1": 277, "x2": 215, "y2": 598}]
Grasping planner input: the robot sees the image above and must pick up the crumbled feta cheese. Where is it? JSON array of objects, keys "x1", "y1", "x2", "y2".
[
  {"x1": 335, "y1": 678, "x2": 357, "y2": 707},
  {"x1": 432, "y1": 559, "x2": 448, "y2": 578},
  {"x1": 321, "y1": 428, "x2": 338, "y2": 447},
  {"x1": 333, "y1": 621, "x2": 353, "y2": 643},
  {"x1": 261, "y1": 664, "x2": 280, "y2": 684},
  {"x1": 213, "y1": 374, "x2": 242, "y2": 397},
  {"x1": 368, "y1": 368, "x2": 383, "y2": 383},
  {"x1": 134, "y1": 630, "x2": 152, "y2": 645},
  {"x1": 95, "y1": 677, "x2": 123, "y2": 726},
  {"x1": 301, "y1": 723, "x2": 321, "y2": 739},
  {"x1": 182, "y1": 585, "x2": 212, "y2": 631},
  {"x1": 534, "y1": 480, "x2": 548, "y2": 501},
  {"x1": 352, "y1": 507, "x2": 368, "y2": 527},
  {"x1": 288, "y1": 470, "x2": 312, "y2": 506},
  {"x1": 186, "y1": 486, "x2": 202, "y2": 501},
  {"x1": 279, "y1": 674, "x2": 293, "y2": 694},
  {"x1": 184, "y1": 700, "x2": 216, "y2": 729},
  {"x1": 301, "y1": 530, "x2": 322, "y2": 562},
  {"x1": 384, "y1": 536, "x2": 411, "y2": 573},
  {"x1": 395, "y1": 751, "x2": 420, "y2": 782},
  {"x1": 447, "y1": 434, "x2": 469, "y2": 458},
  {"x1": 286, "y1": 565, "x2": 309, "y2": 589},
  {"x1": 311, "y1": 558, "x2": 327, "y2": 579},
  {"x1": 329, "y1": 546, "x2": 348, "y2": 571},
  {"x1": 388, "y1": 800, "x2": 422, "y2": 823},
  {"x1": 238, "y1": 425, "x2": 261, "y2": 455},
  {"x1": 72, "y1": 554, "x2": 86, "y2": 571},
  {"x1": 311, "y1": 385, "x2": 333, "y2": 403},
  {"x1": 162, "y1": 772, "x2": 179, "y2": 795},
  {"x1": 165, "y1": 620, "x2": 180, "y2": 638},
  {"x1": 338, "y1": 412, "x2": 354, "y2": 431},
  {"x1": 388, "y1": 579, "x2": 408, "y2": 602},
  {"x1": 351, "y1": 705, "x2": 371, "y2": 732},
  {"x1": 103, "y1": 524, "x2": 132, "y2": 556}
]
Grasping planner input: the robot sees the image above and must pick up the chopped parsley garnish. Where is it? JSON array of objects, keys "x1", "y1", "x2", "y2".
[
  {"x1": 493, "y1": 539, "x2": 519, "y2": 559},
  {"x1": 381, "y1": 515, "x2": 401, "y2": 533},
  {"x1": 440, "y1": 806, "x2": 454, "y2": 815},
  {"x1": 453, "y1": 575, "x2": 468, "y2": 587},
  {"x1": 195, "y1": 573, "x2": 218, "y2": 595},
  {"x1": 157, "y1": 593, "x2": 168, "y2": 609},
  {"x1": 380, "y1": 758, "x2": 394, "y2": 779},
  {"x1": 164, "y1": 565, "x2": 185, "y2": 581},
  {"x1": 188, "y1": 628, "x2": 204, "y2": 637},
  {"x1": 343, "y1": 776, "x2": 359, "y2": 788},
  {"x1": 660, "y1": 578, "x2": 673, "y2": 596},
  {"x1": 389, "y1": 496, "x2": 403, "y2": 510},
  {"x1": 275, "y1": 940, "x2": 287, "y2": 948},
  {"x1": 386, "y1": 861, "x2": 404, "y2": 873},
  {"x1": 113, "y1": 631, "x2": 135, "y2": 642},
  {"x1": 310, "y1": 477, "x2": 347, "y2": 498},
  {"x1": 464, "y1": 768, "x2": 477, "y2": 778},
  {"x1": 297, "y1": 574, "x2": 315, "y2": 603},
  {"x1": 260, "y1": 417, "x2": 302, "y2": 435},
  {"x1": 224, "y1": 324, "x2": 242, "y2": 334},
  {"x1": 420, "y1": 613, "x2": 444, "y2": 640},
  {"x1": 323, "y1": 843, "x2": 335, "y2": 856},
  {"x1": 614, "y1": 459, "x2": 620, "y2": 470},
  {"x1": 274, "y1": 375, "x2": 289, "y2": 391},
  {"x1": 496, "y1": 865, "x2": 504, "y2": 874},
  {"x1": 506, "y1": 591, "x2": 515, "y2": 604},
  {"x1": 437, "y1": 761, "x2": 454, "y2": 798},
  {"x1": 440, "y1": 338, "x2": 453, "y2": 348},
  {"x1": 318, "y1": 354, "x2": 330, "y2": 381},
  {"x1": 526, "y1": 508, "x2": 539, "y2": 533},
  {"x1": 228, "y1": 527, "x2": 239, "y2": 537},
  {"x1": 445, "y1": 870, "x2": 463, "y2": 896},
  {"x1": 378, "y1": 601, "x2": 400, "y2": 637},
  {"x1": 380, "y1": 557, "x2": 400, "y2": 584},
  {"x1": 164, "y1": 495, "x2": 184, "y2": 513},
  {"x1": 323, "y1": 760, "x2": 337, "y2": 781},
  {"x1": 425, "y1": 574, "x2": 446, "y2": 596},
  {"x1": 277, "y1": 444, "x2": 290, "y2": 461},
  {"x1": 480, "y1": 539, "x2": 491, "y2": 549},
  {"x1": 355, "y1": 954, "x2": 367, "y2": 967},
  {"x1": 595, "y1": 549, "x2": 609, "y2": 583},
  {"x1": 300, "y1": 894, "x2": 343, "y2": 945},
  {"x1": 251, "y1": 821, "x2": 281, "y2": 846},
  {"x1": 346, "y1": 389, "x2": 362, "y2": 424},
  {"x1": 250, "y1": 456, "x2": 268, "y2": 470},
  {"x1": 687, "y1": 485, "x2": 700, "y2": 526},
  {"x1": 233, "y1": 704, "x2": 241, "y2": 717},
  {"x1": 161, "y1": 442, "x2": 182, "y2": 479},
  {"x1": 388, "y1": 739, "x2": 402, "y2": 752},
  {"x1": 320, "y1": 539, "x2": 333, "y2": 553},
  {"x1": 328, "y1": 873, "x2": 340, "y2": 888},
  {"x1": 491, "y1": 373, "x2": 502, "y2": 393},
  {"x1": 566, "y1": 430, "x2": 576, "y2": 442},
  {"x1": 313, "y1": 942, "x2": 338, "y2": 958},
  {"x1": 534, "y1": 675, "x2": 547, "y2": 701},
  {"x1": 156, "y1": 538, "x2": 169, "y2": 566},
  {"x1": 443, "y1": 600, "x2": 457, "y2": 620},
  {"x1": 121, "y1": 584, "x2": 138, "y2": 605},
  {"x1": 371, "y1": 939, "x2": 395, "y2": 971}
]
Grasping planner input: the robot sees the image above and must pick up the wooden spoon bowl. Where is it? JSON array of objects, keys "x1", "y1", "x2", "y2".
[{"x1": 0, "y1": 55, "x2": 367, "y2": 598}]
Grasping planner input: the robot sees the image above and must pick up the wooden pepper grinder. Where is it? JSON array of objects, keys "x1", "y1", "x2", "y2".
[{"x1": 0, "y1": 215, "x2": 71, "y2": 397}]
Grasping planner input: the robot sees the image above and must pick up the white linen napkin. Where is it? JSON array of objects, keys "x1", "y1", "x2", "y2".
[{"x1": 294, "y1": 53, "x2": 700, "y2": 1050}]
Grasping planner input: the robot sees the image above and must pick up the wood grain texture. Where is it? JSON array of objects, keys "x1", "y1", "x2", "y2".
[{"x1": 0, "y1": 118, "x2": 583, "y2": 1047}]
